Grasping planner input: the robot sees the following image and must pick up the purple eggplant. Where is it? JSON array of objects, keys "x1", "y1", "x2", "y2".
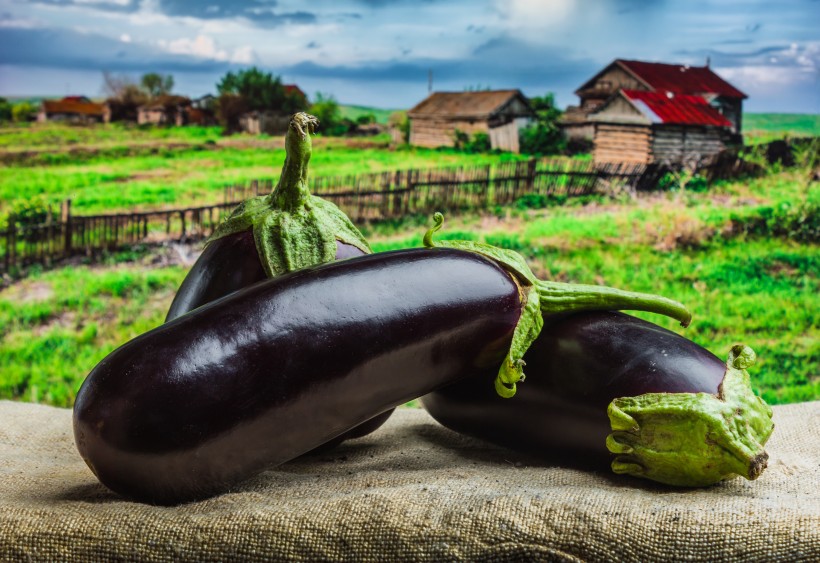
[
  {"x1": 163, "y1": 112, "x2": 390, "y2": 443},
  {"x1": 422, "y1": 311, "x2": 774, "y2": 487},
  {"x1": 74, "y1": 245, "x2": 690, "y2": 504}
]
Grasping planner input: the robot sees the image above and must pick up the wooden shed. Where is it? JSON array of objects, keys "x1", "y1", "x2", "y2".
[
  {"x1": 561, "y1": 59, "x2": 747, "y2": 142},
  {"x1": 590, "y1": 89, "x2": 736, "y2": 165},
  {"x1": 38, "y1": 97, "x2": 108, "y2": 124},
  {"x1": 137, "y1": 95, "x2": 191, "y2": 126},
  {"x1": 407, "y1": 90, "x2": 535, "y2": 153}
]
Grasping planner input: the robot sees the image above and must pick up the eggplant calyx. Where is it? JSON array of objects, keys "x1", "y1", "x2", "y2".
[
  {"x1": 605, "y1": 344, "x2": 775, "y2": 487},
  {"x1": 207, "y1": 112, "x2": 371, "y2": 277},
  {"x1": 423, "y1": 212, "x2": 691, "y2": 398}
]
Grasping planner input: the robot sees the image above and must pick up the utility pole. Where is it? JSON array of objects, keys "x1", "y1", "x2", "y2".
[{"x1": 428, "y1": 69, "x2": 433, "y2": 93}]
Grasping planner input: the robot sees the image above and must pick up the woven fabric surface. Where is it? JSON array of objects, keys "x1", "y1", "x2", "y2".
[{"x1": 0, "y1": 399, "x2": 817, "y2": 562}]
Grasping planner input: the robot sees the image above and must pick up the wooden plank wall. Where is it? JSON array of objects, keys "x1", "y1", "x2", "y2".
[
  {"x1": 594, "y1": 123, "x2": 652, "y2": 164},
  {"x1": 652, "y1": 126, "x2": 725, "y2": 165},
  {"x1": 410, "y1": 118, "x2": 489, "y2": 148},
  {"x1": 488, "y1": 120, "x2": 522, "y2": 153}
]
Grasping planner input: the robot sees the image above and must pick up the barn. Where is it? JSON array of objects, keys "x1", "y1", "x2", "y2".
[
  {"x1": 561, "y1": 58, "x2": 747, "y2": 151},
  {"x1": 38, "y1": 96, "x2": 108, "y2": 124},
  {"x1": 590, "y1": 89, "x2": 737, "y2": 165},
  {"x1": 137, "y1": 95, "x2": 192, "y2": 126},
  {"x1": 407, "y1": 90, "x2": 535, "y2": 153}
]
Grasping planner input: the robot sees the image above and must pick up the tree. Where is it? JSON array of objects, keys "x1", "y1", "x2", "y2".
[
  {"x1": 519, "y1": 92, "x2": 566, "y2": 156},
  {"x1": 101, "y1": 71, "x2": 148, "y2": 106},
  {"x1": 308, "y1": 93, "x2": 351, "y2": 136},
  {"x1": 141, "y1": 73, "x2": 174, "y2": 98},
  {"x1": 11, "y1": 102, "x2": 36, "y2": 123},
  {"x1": 0, "y1": 98, "x2": 12, "y2": 122},
  {"x1": 217, "y1": 67, "x2": 285, "y2": 112}
]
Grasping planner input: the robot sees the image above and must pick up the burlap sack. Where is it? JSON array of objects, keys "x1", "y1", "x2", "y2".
[{"x1": 0, "y1": 399, "x2": 817, "y2": 562}]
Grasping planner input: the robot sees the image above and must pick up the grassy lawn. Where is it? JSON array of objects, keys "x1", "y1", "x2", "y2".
[
  {"x1": 744, "y1": 113, "x2": 820, "y2": 143},
  {"x1": 0, "y1": 123, "x2": 529, "y2": 215}
]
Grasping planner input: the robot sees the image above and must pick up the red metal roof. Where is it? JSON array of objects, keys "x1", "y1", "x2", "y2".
[
  {"x1": 618, "y1": 59, "x2": 747, "y2": 99},
  {"x1": 621, "y1": 90, "x2": 732, "y2": 127},
  {"x1": 283, "y1": 84, "x2": 307, "y2": 99}
]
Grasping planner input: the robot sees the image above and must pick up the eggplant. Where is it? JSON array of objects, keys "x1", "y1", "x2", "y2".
[
  {"x1": 422, "y1": 311, "x2": 775, "y2": 487},
  {"x1": 165, "y1": 231, "x2": 366, "y2": 321},
  {"x1": 74, "y1": 245, "x2": 690, "y2": 505},
  {"x1": 163, "y1": 113, "x2": 390, "y2": 444},
  {"x1": 165, "y1": 111, "x2": 370, "y2": 322}
]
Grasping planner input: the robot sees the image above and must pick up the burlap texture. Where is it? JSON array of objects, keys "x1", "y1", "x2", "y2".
[{"x1": 0, "y1": 399, "x2": 817, "y2": 562}]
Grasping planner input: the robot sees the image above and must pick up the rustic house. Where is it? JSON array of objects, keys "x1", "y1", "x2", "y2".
[
  {"x1": 589, "y1": 89, "x2": 736, "y2": 165},
  {"x1": 38, "y1": 96, "x2": 108, "y2": 124},
  {"x1": 407, "y1": 90, "x2": 535, "y2": 153},
  {"x1": 137, "y1": 95, "x2": 192, "y2": 126},
  {"x1": 238, "y1": 111, "x2": 291, "y2": 135},
  {"x1": 283, "y1": 84, "x2": 308, "y2": 107},
  {"x1": 561, "y1": 59, "x2": 747, "y2": 145}
]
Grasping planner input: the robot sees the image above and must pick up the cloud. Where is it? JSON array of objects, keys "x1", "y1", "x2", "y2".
[
  {"x1": 154, "y1": 1, "x2": 316, "y2": 24},
  {"x1": 27, "y1": 0, "x2": 140, "y2": 14},
  {"x1": 159, "y1": 34, "x2": 258, "y2": 64},
  {"x1": 0, "y1": 26, "x2": 231, "y2": 73},
  {"x1": 283, "y1": 35, "x2": 598, "y2": 101}
]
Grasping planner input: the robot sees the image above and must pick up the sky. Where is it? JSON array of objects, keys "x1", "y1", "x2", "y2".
[{"x1": 0, "y1": 0, "x2": 818, "y2": 113}]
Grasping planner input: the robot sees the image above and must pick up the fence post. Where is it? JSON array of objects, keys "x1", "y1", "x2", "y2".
[
  {"x1": 4, "y1": 214, "x2": 15, "y2": 273},
  {"x1": 179, "y1": 211, "x2": 186, "y2": 240},
  {"x1": 45, "y1": 204, "x2": 54, "y2": 267},
  {"x1": 62, "y1": 199, "x2": 72, "y2": 258}
]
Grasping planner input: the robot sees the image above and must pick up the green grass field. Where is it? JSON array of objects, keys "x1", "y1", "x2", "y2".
[
  {"x1": 744, "y1": 113, "x2": 820, "y2": 143},
  {"x1": 0, "y1": 123, "x2": 528, "y2": 215},
  {"x1": 0, "y1": 114, "x2": 817, "y2": 408}
]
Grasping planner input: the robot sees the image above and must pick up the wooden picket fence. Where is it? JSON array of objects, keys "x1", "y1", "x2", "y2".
[
  {"x1": 1, "y1": 200, "x2": 237, "y2": 275},
  {"x1": 11, "y1": 138, "x2": 806, "y2": 277},
  {"x1": 227, "y1": 159, "x2": 654, "y2": 223}
]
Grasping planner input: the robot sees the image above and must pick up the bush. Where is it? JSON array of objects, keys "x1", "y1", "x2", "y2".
[
  {"x1": 309, "y1": 93, "x2": 353, "y2": 136},
  {"x1": 519, "y1": 92, "x2": 566, "y2": 156},
  {"x1": 2, "y1": 196, "x2": 60, "y2": 244},
  {"x1": 12, "y1": 101, "x2": 36, "y2": 123},
  {"x1": 514, "y1": 193, "x2": 568, "y2": 209},
  {"x1": 730, "y1": 200, "x2": 820, "y2": 243},
  {"x1": 453, "y1": 130, "x2": 491, "y2": 153},
  {"x1": 657, "y1": 172, "x2": 709, "y2": 192},
  {"x1": 388, "y1": 111, "x2": 410, "y2": 144},
  {"x1": 519, "y1": 122, "x2": 566, "y2": 155},
  {"x1": 0, "y1": 97, "x2": 12, "y2": 122}
]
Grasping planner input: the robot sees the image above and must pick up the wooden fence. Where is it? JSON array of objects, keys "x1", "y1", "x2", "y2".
[
  {"x1": 4, "y1": 135, "x2": 813, "y2": 277},
  {"x1": 227, "y1": 159, "x2": 653, "y2": 223},
  {"x1": 1, "y1": 200, "x2": 237, "y2": 275}
]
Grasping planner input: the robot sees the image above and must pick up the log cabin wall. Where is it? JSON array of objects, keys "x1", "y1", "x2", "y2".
[
  {"x1": 593, "y1": 123, "x2": 652, "y2": 164},
  {"x1": 410, "y1": 118, "x2": 490, "y2": 148},
  {"x1": 651, "y1": 125, "x2": 726, "y2": 165}
]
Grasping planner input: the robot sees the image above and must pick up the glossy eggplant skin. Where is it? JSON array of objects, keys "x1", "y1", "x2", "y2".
[
  {"x1": 74, "y1": 248, "x2": 521, "y2": 504},
  {"x1": 165, "y1": 232, "x2": 365, "y2": 322},
  {"x1": 421, "y1": 311, "x2": 725, "y2": 464},
  {"x1": 164, "y1": 232, "x2": 393, "y2": 444}
]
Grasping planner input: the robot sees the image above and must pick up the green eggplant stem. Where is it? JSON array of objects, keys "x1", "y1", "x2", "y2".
[
  {"x1": 207, "y1": 112, "x2": 371, "y2": 277},
  {"x1": 423, "y1": 212, "x2": 692, "y2": 398},
  {"x1": 269, "y1": 113, "x2": 316, "y2": 211},
  {"x1": 606, "y1": 344, "x2": 774, "y2": 487}
]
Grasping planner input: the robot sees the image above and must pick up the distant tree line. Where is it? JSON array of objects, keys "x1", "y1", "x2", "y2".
[
  {"x1": 214, "y1": 66, "x2": 374, "y2": 136},
  {"x1": 0, "y1": 98, "x2": 37, "y2": 123}
]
